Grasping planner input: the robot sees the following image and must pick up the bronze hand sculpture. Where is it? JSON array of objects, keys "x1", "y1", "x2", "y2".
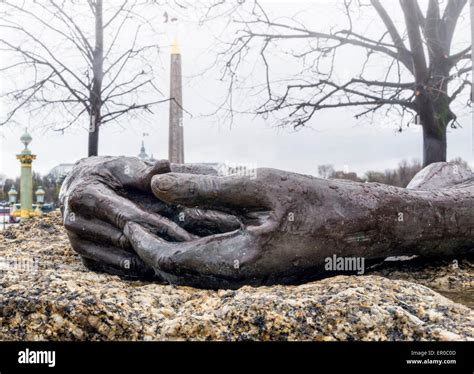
[
  {"x1": 61, "y1": 157, "x2": 474, "y2": 289},
  {"x1": 60, "y1": 156, "x2": 240, "y2": 279}
]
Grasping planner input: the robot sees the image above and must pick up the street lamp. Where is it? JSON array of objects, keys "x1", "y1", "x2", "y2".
[
  {"x1": 8, "y1": 186, "x2": 17, "y2": 205},
  {"x1": 35, "y1": 186, "x2": 45, "y2": 204}
]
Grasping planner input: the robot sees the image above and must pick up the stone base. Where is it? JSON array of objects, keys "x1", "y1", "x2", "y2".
[{"x1": 0, "y1": 212, "x2": 472, "y2": 341}]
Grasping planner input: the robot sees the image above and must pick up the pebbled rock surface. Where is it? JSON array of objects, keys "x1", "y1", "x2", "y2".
[{"x1": 0, "y1": 212, "x2": 472, "y2": 341}]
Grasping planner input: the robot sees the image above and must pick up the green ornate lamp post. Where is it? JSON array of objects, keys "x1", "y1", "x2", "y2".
[{"x1": 15, "y1": 129, "x2": 37, "y2": 219}]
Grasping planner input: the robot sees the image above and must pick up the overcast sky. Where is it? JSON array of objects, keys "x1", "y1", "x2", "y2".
[{"x1": 0, "y1": 0, "x2": 472, "y2": 180}]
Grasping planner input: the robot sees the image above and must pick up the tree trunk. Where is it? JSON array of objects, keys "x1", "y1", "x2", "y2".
[
  {"x1": 88, "y1": 0, "x2": 104, "y2": 157},
  {"x1": 88, "y1": 111, "x2": 101, "y2": 157},
  {"x1": 399, "y1": 0, "x2": 458, "y2": 168},
  {"x1": 422, "y1": 117, "x2": 447, "y2": 167},
  {"x1": 419, "y1": 92, "x2": 451, "y2": 167}
]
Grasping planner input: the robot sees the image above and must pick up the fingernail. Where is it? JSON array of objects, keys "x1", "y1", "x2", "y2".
[{"x1": 153, "y1": 175, "x2": 176, "y2": 192}]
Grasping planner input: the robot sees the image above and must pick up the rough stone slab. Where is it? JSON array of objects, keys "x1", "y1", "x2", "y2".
[{"x1": 0, "y1": 213, "x2": 472, "y2": 341}]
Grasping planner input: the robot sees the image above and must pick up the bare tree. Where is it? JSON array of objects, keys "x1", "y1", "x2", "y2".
[
  {"x1": 0, "y1": 0, "x2": 166, "y2": 156},
  {"x1": 317, "y1": 164, "x2": 335, "y2": 179},
  {"x1": 205, "y1": 0, "x2": 472, "y2": 166}
]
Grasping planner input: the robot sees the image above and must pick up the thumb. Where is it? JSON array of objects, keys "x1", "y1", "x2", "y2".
[{"x1": 151, "y1": 173, "x2": 268, "y2": 210}]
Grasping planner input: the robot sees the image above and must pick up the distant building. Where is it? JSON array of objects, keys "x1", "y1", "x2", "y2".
[
  {"x1": 138, "y1": 140, "x2": 149, "y2": 160},
  {"x1": 138, "y1": 140, "x2": 155, "y2": 162}
]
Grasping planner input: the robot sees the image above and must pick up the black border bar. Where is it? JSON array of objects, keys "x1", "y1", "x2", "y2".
[{"x1": 0, "y1": 341, "x2": 472, "y2": 373}]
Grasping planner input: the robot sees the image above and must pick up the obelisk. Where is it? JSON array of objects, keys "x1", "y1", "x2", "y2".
[{"x1": 168, "y1": 39, "x2": 184, "y2": 164}]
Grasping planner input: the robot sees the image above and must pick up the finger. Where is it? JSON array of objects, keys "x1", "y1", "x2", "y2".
[
  {"x1": 136, "y1": 159, "x2": 171, "y2": 191},
  {"x1": 68, "y1": 182, "x2": 197, "y2": 242},
  {"x1": 170, "y1": 163, "x2": 219, "y2": 176},
  {"x1": 68, "y1": 234, "x2": 156, "y2": 279},
  {"x1": 178, "y1": 207, "x2": 242, "y2": 235},
  {"x1": 126, "y1": 189, "x2": 176, "y2": 217},
  {"x1": 151, "y1": 173, "x2": 269, "y2": 210},
  {"x1": 124, "y1": 192, "x2": 242, "y2": 235},
  {"x1": 81, "y1": 257, "x2": 158, "y2": 281},
  {"x1": 110, "y1": 158, "x2": 171, "y2": 192},
  {"x1": 124, "y1": 222, "x2": 257, "y2": 288},
  {"x1": 63, "y1": 212, "x2": 131, "y2": 250}
]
